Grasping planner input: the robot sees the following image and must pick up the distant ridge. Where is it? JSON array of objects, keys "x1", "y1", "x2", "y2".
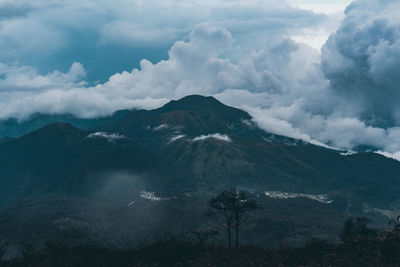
[{"x1": 0, "y1": 109, "x2": 132, "y2": 138}]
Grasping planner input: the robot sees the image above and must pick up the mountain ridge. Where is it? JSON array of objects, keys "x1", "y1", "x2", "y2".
[
  {"x1": 1, "y1": 94, "x2": 400, "y2": 250},
  {"x1": 0, "y1": 95, "x2": 399, "y2": 208},
  {"x1": 0, "y1": 109, "x2": 132, "y2": 138}
]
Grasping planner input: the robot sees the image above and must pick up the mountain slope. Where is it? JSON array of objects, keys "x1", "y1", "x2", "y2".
[
  {"x1": 1, "y1": 95, "x2": 400, "y2": 209},
  {"x1": 98, "y1": 96, "x2": 400, "y2": 209},
  {"x1": 0, "y1": 123, "x2": 151, "y2": 202},
  {"x1": 1, "y1": 95, "x2": 400, "y2": 250}
]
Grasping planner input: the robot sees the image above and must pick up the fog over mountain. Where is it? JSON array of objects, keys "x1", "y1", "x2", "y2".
[{"x1": 0, "y1": 0, "x2": 399, "y2": 158}]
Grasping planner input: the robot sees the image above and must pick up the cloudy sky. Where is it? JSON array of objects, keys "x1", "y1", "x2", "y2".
[{"x1": 1, "y1": 0, "x2": 400, "y2": 158}]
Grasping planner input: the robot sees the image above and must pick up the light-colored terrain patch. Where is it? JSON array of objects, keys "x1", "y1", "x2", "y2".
[
  {"x1": 264, "y1": 191, "x2": 333, "y2": 204},
  {"x1": 140, "y1": 190, "x2": 172, "y2": 201}
]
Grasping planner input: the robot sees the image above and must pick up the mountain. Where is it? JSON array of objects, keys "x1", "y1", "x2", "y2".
[
  {"x1": 1, "y1": 95, "x2": 400, "y2": 207},
  {"x1": 98, "y1": 95, "x2": 400, "y2": 208},
  {"x1": 0, "y1": 110, "x2": 132, "y2": 138},
  {"x1": 0, "y1": 122, "x2": 151, "y2": 202},
  {"x1": 0, "y1": 95, "x2": 399, "y2": 250}
]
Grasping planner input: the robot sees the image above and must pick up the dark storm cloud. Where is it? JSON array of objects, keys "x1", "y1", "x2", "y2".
[
  {"x1": 0, "y1": 2, "x2": 33, "y2": 20},
  {"x1": 322, "y1": 0, "x2": 400, "y2": 126}
]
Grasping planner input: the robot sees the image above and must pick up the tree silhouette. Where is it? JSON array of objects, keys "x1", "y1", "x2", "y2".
[
  {"x1": 341, "y1": 216, "x2": 377, "y2": 244},
  {"x1": 341, "y1": 218, "x2": 355, "y2": 243},
  {"x1": 383, "y1": 215, "x2": 400, "y2": 242},
  {"x1": 388, "y1": 215, "x2": 400, "y2": 233},
  {"x1": 207, "y1": 188, "x2": 261, "y2": 247},
  {"x1": 0, "y1": 244, "x2": 5, "y2": 261}
]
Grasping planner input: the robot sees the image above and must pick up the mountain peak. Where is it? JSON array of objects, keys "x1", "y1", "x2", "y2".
[
  {"x1": 37, "y1": 122, "x2": 80, "y2": 132},
  {"x1": 23, "y1": 122, "x2": 86, "y2": 141},
  {"x1": 160, "y1": 95, "x2": 223, "y2": 111},
  {"x1": 157, "y1": 95, "x2": 251, "y2": 120}
]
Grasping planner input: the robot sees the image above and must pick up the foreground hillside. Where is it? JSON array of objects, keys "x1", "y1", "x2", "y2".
[{"x1": 2, "y1": 233, "x2": 400, "y2": 267}]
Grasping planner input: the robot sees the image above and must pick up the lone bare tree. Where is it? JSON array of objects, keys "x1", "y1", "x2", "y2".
[{"x1": 207, "y1": 188, "x2": 261, "y2": 247}]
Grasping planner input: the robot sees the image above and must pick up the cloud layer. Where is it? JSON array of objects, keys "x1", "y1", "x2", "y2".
[
  {"x1": 322, "y1": 0, "x2": 400, "y2": 127},
  {"x1": 1, "y1": 0, "x2": 400, "y2": 158},
  {"x1": 0, "y1": 0, "x2": 327, "y2": 82}
]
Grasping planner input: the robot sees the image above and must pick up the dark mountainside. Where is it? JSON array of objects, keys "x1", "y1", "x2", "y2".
[
  {"x1": 0, "y1": 110, "x2": 132, "y2": 139},
  {"x1": 0, "y1": 95, "x2": 400, "y2": 258}
]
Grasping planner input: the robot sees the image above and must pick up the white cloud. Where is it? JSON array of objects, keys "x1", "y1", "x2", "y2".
[
  {"x1": 169, "y1": 135, "x2": 185, "y2": 143},
  {"x1": 287, "y1": 0, "x2": 352, "y2": 14},
  {"x1": 87, "y1": 132, "x2": 126, "y2": 142},
  {"x1": 193, "y1": 133, "x2": 231, "y2": 142},
  {"x1": 376, "y1": 151, "x2": 400, "y2": 162},
  {"x1": 0, "y1": 62, "x2": 86, "y2": 91}
]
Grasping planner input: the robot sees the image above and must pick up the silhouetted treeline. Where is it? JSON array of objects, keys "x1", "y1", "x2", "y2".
[{"x1": 1, "y1": 224, "x2": 400, "y2": 267}]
